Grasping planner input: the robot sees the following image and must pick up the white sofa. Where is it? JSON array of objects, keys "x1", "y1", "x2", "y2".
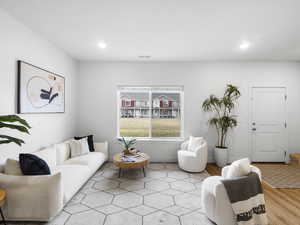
[
  {"x1": 201, "y1": 165, "x2": 262, "y2": 225},
  {"x1": 0, "y1": 140, "x2": 108, "y2": 222},
  {"x1": 177, "y1": 138, "x2": 208, "y2": 172}
]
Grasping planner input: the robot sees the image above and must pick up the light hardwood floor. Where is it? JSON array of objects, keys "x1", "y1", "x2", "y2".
[{"x1": 206, "y1": 163, "x2": 300, "y2": 225}]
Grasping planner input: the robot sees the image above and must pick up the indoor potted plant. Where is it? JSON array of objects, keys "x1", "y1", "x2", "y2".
[
  {"x1": 202, "y1": 84, "x2": 241, "y2": 167},
  {"x1": 0, "y1": 115, "x2": 31, "y2": 146},
  {"x1": 117, "y1": 137, "x2": 137, "y2": 155}
]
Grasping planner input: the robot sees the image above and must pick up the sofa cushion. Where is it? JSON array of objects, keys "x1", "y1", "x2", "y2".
[
  {"x1": 74, "y1": 135, "x2": 95, "y2": 152},
  {"x1": 69, "y1": 138, "x2": 90, "y2": 158},
  {"x1": 4, "y1": 159, "x2": 22, "y2": 175},
  {"x1": 52, "y1": 165, "x2": 90, "y2": 203},
  {"x1": 19, "y1": 154, "x2": 51, "y2": 175},
  {"x1": 55, "y1": 142, "x2": 71, "y2": 165},
  {"x1": 63, "y1": 152, "x2": 105, "y2": 173},
  {"x1": 32, "y1": 146, "x2": 57, "y2": 169}
]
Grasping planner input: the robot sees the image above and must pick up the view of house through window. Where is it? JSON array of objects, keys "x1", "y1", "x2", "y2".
[{"x1": 118, "y1": 87, "x2": 183, "y2": 138}]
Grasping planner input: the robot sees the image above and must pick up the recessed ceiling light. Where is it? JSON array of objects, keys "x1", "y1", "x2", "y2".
[
  {"x1": 98, "y1": 41, "x2": 107, "y2": 49},
  {"x1": 239, "y1": 41, "x2": 251, "y2": 50},
  {"x1": 138, "y1": 55, "x2": 151, "y2": 59}
]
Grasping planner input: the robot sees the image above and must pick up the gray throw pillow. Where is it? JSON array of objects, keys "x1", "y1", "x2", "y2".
[
  {"x1": 69, "y1": 138, "x2": 90, "y2": 158},
  {"x1": 4, "y1": 158, "x2": 23, "y2": 175}
]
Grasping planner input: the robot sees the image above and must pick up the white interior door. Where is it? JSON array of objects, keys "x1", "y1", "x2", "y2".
[{"x1": 251, "y1": 87, "x2": 287, "y2": 162}]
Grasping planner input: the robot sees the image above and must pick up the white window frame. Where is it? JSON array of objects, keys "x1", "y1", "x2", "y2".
[{"x1": 117, "y1": 86, "x2": 184, "y2": 141}]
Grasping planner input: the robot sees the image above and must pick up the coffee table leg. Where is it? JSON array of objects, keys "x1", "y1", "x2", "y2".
[
  {"x1": 0, "y1": 207, "x2": 6, "y2": 225},
  {"x1": 118, "y1": 168, "x2": 122, "y2": 178},
  {"x1": 143, "y1": 167, "x2": 146, "y2": 177}
]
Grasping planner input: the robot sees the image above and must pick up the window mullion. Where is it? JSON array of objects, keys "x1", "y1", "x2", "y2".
[
  {"x1": 149, "y1": 90, "x2": 152, "y2": 139},
  {"x1": 117, "y1": 90, "x2": 120, "y2": 138},
  {"x1": 180, "y1": 91, "x2": 184, "y2": 138}
]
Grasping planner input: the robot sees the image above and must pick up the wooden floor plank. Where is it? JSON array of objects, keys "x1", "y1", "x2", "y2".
[{"x1": 206, "y1": 163, "x2": 300, "y2": 225}]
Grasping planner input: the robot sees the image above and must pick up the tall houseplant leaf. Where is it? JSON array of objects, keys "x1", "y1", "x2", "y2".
[
  {"x1": 0, "y1": 115, "x2": 31, "y2": 146},
  {"x1": 202, "y1": 84, "x2": 241, "y2": 148}
]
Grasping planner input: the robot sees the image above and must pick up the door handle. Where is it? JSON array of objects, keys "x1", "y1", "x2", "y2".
[{"x1": 252, "y1": 128, "x2": 256, "y2": 131}]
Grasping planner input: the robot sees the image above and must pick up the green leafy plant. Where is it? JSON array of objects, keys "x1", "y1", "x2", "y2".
[
  {"x1": 117, "y1": 137, "x2": 136, "y2": 154},
  {"x1": 202, "y1": 84, "x2": 241, "y2": 148},
  {"x1": 0, "y1": 115, "x2": 31, "y2": 146}
]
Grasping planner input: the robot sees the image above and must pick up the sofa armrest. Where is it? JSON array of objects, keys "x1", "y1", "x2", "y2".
[
  {"x1": 94, "y1": 142, "x2": 108, "y2": 161},
  {"x1": 201, "y1": 176, "x2": 236, "y2": 225},
  {"x1": 0, "y1": 172, "x2": 63, "y2": 221},
  {"x1": 221, "y1": 165, "x2": 231, "y2": 178},
  {"x1": 202, "y1": 176, "x2": 225, "y2": 196},
  {"x1": 250, "y1": 165, "x2": 262, "y2": 180}
]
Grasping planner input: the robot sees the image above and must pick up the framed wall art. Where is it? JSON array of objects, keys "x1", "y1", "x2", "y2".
[{"x1": 17, "y1": 60, "x2": 65, "y2": 114}]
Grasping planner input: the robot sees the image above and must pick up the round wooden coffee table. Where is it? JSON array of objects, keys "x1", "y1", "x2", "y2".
[
  {"x1": 113, "y1": 153, "x2": 150, "y2": 178},
  {"x1": 0, "y1": 189, "x2": 6, "y2": 225}
]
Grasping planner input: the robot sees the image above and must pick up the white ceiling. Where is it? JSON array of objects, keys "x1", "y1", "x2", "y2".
[{"x1": 1, "y1": 0, "x2": 300, "y2": 61}]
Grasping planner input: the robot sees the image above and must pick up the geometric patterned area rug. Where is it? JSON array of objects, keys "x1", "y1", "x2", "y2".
[
  {"x1": 11, "y1": 163, "x2": 213, "y2": 225},
  {"x1": 255, "y1": 164, "x2": 300, "y2": 188}
]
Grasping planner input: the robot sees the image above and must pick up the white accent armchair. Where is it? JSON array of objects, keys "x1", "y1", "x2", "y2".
[
  {"x1": 201, "y1": 165, "x2": 262, "y2": 225},
  {"x1": 177, "y1": 138, "x2": 208, "y2": 172}
]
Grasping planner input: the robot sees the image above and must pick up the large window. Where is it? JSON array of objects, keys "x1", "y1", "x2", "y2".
[{"x1": 117, "y1": 86, "x2": 184, "y2": 139}]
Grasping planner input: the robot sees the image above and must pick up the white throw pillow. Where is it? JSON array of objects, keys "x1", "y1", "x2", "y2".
[
  {"x1": 188, "y1": 136, "x2": 203, "y2": 152},
  {"x1": 32, "y1": 146, "x2": 57, "y2": 169},
  {"x1": 70, "y1": 138, "x2": 89, "y2": 158},
  {"x1": 4, "y1": 159, "x2": 22, "y2": 175},
  {"x1": 226, "y1": 158, "x2": 251, "y2": 179},
  {"x1": 55, "y1": 142, "x2": 71, "y2": 164}
]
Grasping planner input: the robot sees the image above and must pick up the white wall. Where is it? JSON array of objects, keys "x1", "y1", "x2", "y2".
[
  {"x1": 77, "y1": 61, "x2": 300, "y2": 162},
  {"x1": 2, "y1": 7, "x2": 299, "y2": 164},
  {"x1": 0, "y1": 9, "x2": 78, "y2": 165}
]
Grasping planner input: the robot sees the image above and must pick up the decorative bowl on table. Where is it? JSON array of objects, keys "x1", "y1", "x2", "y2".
[{"x1": 122, "y1": 148, "x2": 139, "y2": 156}]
